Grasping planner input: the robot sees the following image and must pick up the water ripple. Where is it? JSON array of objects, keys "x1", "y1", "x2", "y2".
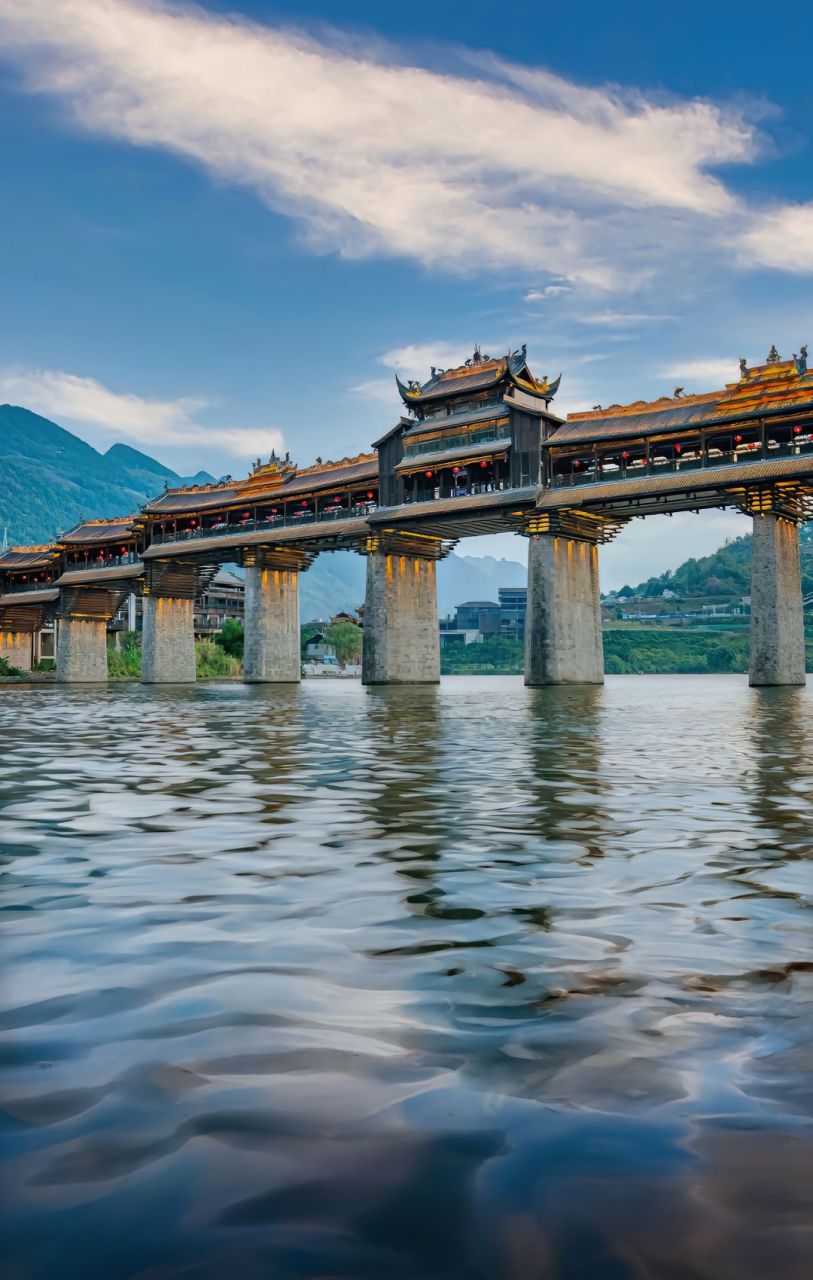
[{"x1": 0, "y1": 676, "x2": 811, "y2": 1279}]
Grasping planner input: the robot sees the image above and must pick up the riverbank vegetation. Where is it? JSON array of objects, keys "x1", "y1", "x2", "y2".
[
  {"x1": 440, "y1": 627, "x2": 813, "y2": 675},
  {"x1": 106, "y1": 633, "x2": 242, "y2": 679}
]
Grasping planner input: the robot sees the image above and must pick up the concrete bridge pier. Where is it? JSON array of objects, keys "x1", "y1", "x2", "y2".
[
  {"x1": 243, "y1": 553, "x2": 303, "y2": 683},
  {"x1": 525, "y1": 533, "x2": 604, "y2": 686},
  {"x1": 141, "y1": 563, "x2": 198, "y2": 684},
  {"x1": 55, "y1": 586, "x2": 126, "y2": 682},
  {"x1": 0, "y1": 630, "x2": 34, "y2": 671},
  {"x1": 56, "y1": 617, "x2": 108, "y2": 682},
  {"x1": 362, "y1": 549, "x2": 440, "y2": 684},
  {"x1": 749, "y1": 512, "x2": 806, "y2": 686}
]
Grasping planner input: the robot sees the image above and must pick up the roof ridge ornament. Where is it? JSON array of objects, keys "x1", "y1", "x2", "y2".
[{"x1": 766, "y1": 344, "x2": 781, "y2": 365}]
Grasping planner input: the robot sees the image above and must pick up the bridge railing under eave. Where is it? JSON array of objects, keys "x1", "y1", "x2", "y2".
[
  {"x1": 148, "y1": 503, "x2": 378, "y2": 547},
  {"x1": 551, "y1": 436, "x2": 813, "y2": 489}
]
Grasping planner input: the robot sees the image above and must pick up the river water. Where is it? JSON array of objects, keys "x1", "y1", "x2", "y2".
[{"x1": 0, "y1": 676, "x2": 811, "y2": 1279}]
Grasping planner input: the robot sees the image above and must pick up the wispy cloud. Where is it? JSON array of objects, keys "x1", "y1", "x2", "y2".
[
  {"x1": 741, "y1": 202, "x2": 813, "y2": 272},
  {"x1": 524, "y1": 285, "x2": 573, "y2": 302},
  {"x1": 347, "y1": 377, "x2": 400, "y2": 405},
  {"x1": 579, "y1": 312, "x2": 676, "y2": 327},
  {"x1": 377, "y1": 342, "x2": 492, "y2": 380},
  {"x1": 656, "y1": 356, "x2": 744, "y2": 388},
  {"x1": 0, "y1": 366, "x2": 284, "y2": 458},
  {"x1": 0, "y1": 0, "x2": 803, "y2": 290}
]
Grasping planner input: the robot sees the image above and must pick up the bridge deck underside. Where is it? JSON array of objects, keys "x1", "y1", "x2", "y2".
[
  {"x1": 537, "y1": 456, "x2": 813, "y2": 519},
  {"x1": 142, "y1": 517, "x2": 371, "y2": 563},
  {"x1": 0, "y1": 588, "x2": 58, "y2": 631}
]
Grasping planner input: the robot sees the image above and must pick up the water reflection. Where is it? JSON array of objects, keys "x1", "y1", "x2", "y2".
[{"x1": 0, "y1": 676, "x2": 810, "y2": 1279}]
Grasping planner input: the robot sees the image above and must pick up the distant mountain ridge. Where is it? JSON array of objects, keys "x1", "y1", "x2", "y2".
[
  {"x1": 0, "y1": 404, "x2": 216, "y2": 545},
  {"x1": 0, "y1": 404, "x2": 528, "y2": 618}
]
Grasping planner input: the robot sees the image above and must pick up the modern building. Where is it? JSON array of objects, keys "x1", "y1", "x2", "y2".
[
  {"x1": 499, "y1": 586, "x2": 527, "y2": 639},
  {"x1": 454, "y1": 600, "x2": 501, "y2": 634}
]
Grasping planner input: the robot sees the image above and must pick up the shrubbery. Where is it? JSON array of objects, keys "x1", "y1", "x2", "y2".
[{"x1": 195, "y1": 639, "x2": 242, "y2": 677}]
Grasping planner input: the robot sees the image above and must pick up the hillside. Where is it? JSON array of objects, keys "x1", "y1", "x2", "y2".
[
  {"x1": 0, "y1": 405, "x2": 215, "y2": 545},
  {"x1": 614, "y1": 526, "x2": 813, "y2": 601}
]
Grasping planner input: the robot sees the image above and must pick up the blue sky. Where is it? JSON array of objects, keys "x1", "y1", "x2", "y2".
[{"x1": 0, "y1": 0, "x2": 811, "y2": 586}]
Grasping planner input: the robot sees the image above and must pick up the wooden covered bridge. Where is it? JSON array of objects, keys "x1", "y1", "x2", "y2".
[{"x1": 2, "y1": 344, "x2": 811, "y2": 686}]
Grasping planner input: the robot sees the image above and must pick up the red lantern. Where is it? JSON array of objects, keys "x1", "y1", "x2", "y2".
[
  {"x1": 301, "y1": 501, "x2": 308, "y2": 508},
  {"x1": 734, "y1": 435, "x2": 743, "y2": 444},
  {"x1": 480, "y1": 460, "x2": 488, "y2": 468},
  {"x1": 793, "y1": 425, "x2": 802, "y2": 435},
  {"x1": 367, "y1": 491, "x2": 374, "y2": 499},
  {"x1": 674, "y1": 444, "x2": 682, "y2": 455},
  {"x1": 190, "y1": 519, "x2": 197, "y2": 526},
  {"x1": 120, "y1": 546, "x2": 127, "y2": 553},
  {"x1": 452, "y1": 466, "x2": 460, "y2": 475},
  {"x1": 271, "y1": 507, "x2": 278, "y2": 514},
  {"x1": 621, "y1": 451, "x2": 630, "y2": 461},
  {"x1": 425, "y1": 470, "x2": 433, "y2": 478}
]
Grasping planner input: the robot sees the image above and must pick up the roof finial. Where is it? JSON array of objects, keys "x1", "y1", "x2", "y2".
[
  {"x1": 739, "y1": 357, "x2": 748, "y2": 378},
  {"x1": 766, "y1": 344, "x2": 781, "y2": 365}
]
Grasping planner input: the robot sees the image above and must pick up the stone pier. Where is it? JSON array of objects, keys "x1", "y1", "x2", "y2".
[
  {"x1": 525, "y1": 534, "x2": 604, "y2": 685},
  {"x1": 56, "y1": 617, "x2": 108, "y2": 682},
  {"x1": 749, "y1": 513, "x2": 806, "y2": 687},
  {"x1": 0, "y1": 630, "x2": 34, "y2": 671},
  {"x1": 362, "y1": 551, "x2": 440, "y2": 684},
  {"x1": 243, "y1": 561, "x2": 301, "y2": 683},
  {"x1": 141, "y1": 596, "x2": 196, "y2": 684}
]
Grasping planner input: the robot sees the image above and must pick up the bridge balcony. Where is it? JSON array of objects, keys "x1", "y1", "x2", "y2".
[
  {"x1": 551, "y1": 434, "x2": 813, "y2": 489},
  {"x1": 149, "y1": 503, "x2": 379, "y2": 546},
  {"x1": 2, "y1": 579, "x2": 57, "y2": 594}
]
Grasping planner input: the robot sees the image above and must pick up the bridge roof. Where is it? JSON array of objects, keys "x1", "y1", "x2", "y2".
[
  {"x1": 402, "y1": 401, "x2": 510, "y2": 439},
  {"x1": 0, "y1": 587, "x2": 59, "y2": 607},
  {"x1": 536, "y1": 453, "x2": 813, "y2": 510},
  {"x1": 143, "y1": 454, "x2": 378, "y2": 515},
  {"x1": 395, "y1": 440, "x2": 510, "y2": 474},
  {"x1": 550, "y1": 353, "x2": 813, "y2": 447},
  {"x1": 54, "y1": 563, "x2": 144, "y2": 588},
  {"x1": 59, "y1": 518, "x2": 137, "y2": 544},
  {"x1": 396, "y1": 346, "x2": 558, "y2": 408},
  {"x1": 0, "y1": 545, "x2": 59, "y2": 571}
]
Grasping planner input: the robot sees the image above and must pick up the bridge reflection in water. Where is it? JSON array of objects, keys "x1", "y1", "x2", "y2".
[
  {"x1": 1, "y1": 344, "x2": 811, "y2": 687},
  {"x1": 1, "y1": 677, "x2": 810, "y2": 1279}
]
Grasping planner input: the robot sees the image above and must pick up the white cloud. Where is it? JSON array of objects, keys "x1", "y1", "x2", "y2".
[
  {"x1": 0, "y1": 366, "x2": 284, "y2": 458},
  {"x1": 742, "y1": 203, "x2": 813, "y2": 273},
  {"x1": 377, "y1": 342, "x2": 491, "y2": 380},
  {"x1": 524, "y1": 285, "x2": 573, "y2": 301},
  {"x1": 0, "y1": 0, "x2": 797, "y2": 289},
  {"x1": 656, "y1": 356, "x2": 743, "y2": 388},
  {"x1": 348, "y1": 377, "x2": 400, "y2": 405},
  {"x1": 579, "y1": 312, "x2": 676, "y2": 327}
]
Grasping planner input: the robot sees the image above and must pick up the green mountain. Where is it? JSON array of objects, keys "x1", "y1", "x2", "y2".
[
  {"x1": 616, "y1": 526, "x2": 813, "y2": 601},
  {"x1": 0, "y1": 405, "x2": 216, "y2": 545}
]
